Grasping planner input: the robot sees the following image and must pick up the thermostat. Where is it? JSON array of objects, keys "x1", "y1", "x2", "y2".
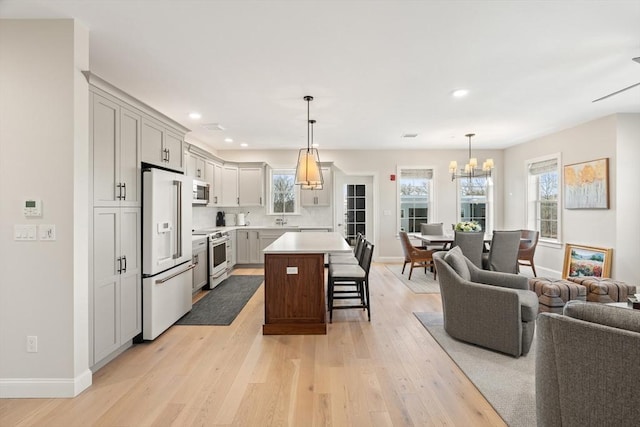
[{"x1": 24, "y1": 199, "x2": 42, "y2": 217}]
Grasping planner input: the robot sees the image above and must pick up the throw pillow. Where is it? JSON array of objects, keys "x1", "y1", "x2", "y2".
[{"x1": 444, "y1": 246, "x2": 471, "y2": 281}]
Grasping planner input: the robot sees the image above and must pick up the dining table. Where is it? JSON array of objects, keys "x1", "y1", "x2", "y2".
[{"x1": 408, "y1": 232, "x2": 492, "y2": 246}]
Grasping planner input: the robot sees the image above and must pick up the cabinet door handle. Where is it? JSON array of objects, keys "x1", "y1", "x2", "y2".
[
  {"x1": 237, "y1": 197, "x2": 240, "y2": 205},
  {"x1": 167, "y1": 149, "x2": 170, "y2": 162},
  {"x1": 116, "y1": 183, "x2": 122, "y2": 200},
  {"x1": 116, "y1": 256, "x2": 122, "y2": 274},
  {"x1": 197, "y1": 169, "x2": 201, "y2": 178},
  {"x1": 122, "y1": 256, "x2": 127, "y2": 273},
  {"x1": 260, "y1": 196, "x2": 262, "y2": 205},
  {"x1": 122, "y1": 183, "x2": 127, "y2": 200},
  {"x1": 214, "y1": 196, "x2": 218, "y2": 204}
]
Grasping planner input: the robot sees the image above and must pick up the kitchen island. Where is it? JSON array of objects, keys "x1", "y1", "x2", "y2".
[{"x1": 262, "y1": 232, "x2": 352, "y2": 335}]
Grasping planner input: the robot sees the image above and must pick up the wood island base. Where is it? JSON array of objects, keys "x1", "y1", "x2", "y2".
[{"x1": 263, "y1": 252, "x2": 327, "y2": 335}]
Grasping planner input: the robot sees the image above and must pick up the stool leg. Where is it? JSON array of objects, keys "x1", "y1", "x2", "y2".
[{"x1": 364, "y1": 278, "x2": 371, "y2": 321}]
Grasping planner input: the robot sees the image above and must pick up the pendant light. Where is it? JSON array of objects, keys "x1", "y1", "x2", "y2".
[
  {"x1": 295, "y1": 95, "x2": 324, "y2": 187},
  {"x1": 448, "y1": 133, "x2": 494, "y2": 181},
  {"x1": 301, "y1": 119, "x2": 323, "y2": 190}
]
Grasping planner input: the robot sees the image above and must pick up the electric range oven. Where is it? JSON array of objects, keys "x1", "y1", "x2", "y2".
[{"x1": 208, "y1": 231, "x2": 230, "y2": 288}]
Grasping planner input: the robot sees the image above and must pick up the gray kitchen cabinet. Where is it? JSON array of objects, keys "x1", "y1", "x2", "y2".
[
  {"x1": 164, "y1": 130, "x2": 184, "y2": 171},
  {"x1": 238, "y1": 166, "x2": 264, "y2": 206},
  {"x1": 141, "y1": 116, "x2": 184, "y2": 171},
  {"x1": 91, "y1": 92, "x2": 141, "y2": 208},
  {"x1": 236, "y1": 229, "x2": 261, "y2": 263},
  {"x1": 210, "y1": 162, "x2": 223, "y2": 205},
  {"x1": 92, "y1": 207, "x2": 141, "y2": 364},
  {"x1": 204, "y1": 160, "x2": 215, "y2": 201},
  {"x1": 185, "y1": 152, "x2": 206, "y2": 179},
  {"x1": 221, "y1": 164, "x2": 239, "y2": 206},
  {"x1": 192, "y1": 237, "x2": 208, "y2": 293},
  {"x1": 300, "y1": 167, "x2": 332, "y2": 207},
  {"x1": 258, "y1": 230, "x2": 285, "y2": 254}
]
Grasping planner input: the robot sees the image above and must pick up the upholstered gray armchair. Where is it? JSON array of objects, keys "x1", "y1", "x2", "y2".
[
  {"x1": 536, "y1": 301, "x2": 640, "y2": 426},
  {"x1": 433, "y1": 247, "x2": 538, "y2": 357}
]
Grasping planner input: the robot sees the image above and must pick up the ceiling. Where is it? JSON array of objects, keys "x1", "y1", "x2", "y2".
[{"x1": 1, "y1": 1, "x2": 639, "y2": 152}]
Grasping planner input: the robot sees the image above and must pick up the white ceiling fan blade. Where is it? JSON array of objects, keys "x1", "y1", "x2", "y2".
[
  {"x1": 592, "y1": 81, "x2": 640, "y2": 103},
  {"x1": 592, "y1": 57, "x2": 640, "y2": 103}
]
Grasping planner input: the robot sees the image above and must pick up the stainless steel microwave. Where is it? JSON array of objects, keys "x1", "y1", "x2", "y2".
[{"x1": 192, "y1": 179, "x2": 210, "y2": 205}]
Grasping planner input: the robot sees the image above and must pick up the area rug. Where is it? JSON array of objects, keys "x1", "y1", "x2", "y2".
[
  {"x1": 176, "y1": 275, "x2": 264, "y2": 325},
  {"x1": 385, "y1": 264, "x2": 440, "y2": 294},
  {"x1": 413, "y1": 312, "x2": 536, "y2": 427}
]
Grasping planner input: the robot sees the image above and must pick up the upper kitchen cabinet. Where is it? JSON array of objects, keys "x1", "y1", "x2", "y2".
[
  {"x1": 221, "y1": 164, "x2": 239, "y2": 206},
  {"x1": 91, "y1": 91, "x2": 142, "y2": 208},
  {"x1": 141, "y1": 117, "x2": 184, "y2": 172},
  {"x1": 185, "y1": 151, "x2": 206, "y2": 180},
  {"x1": 210, "y1": 162, "x2": 223, "y2": 206},
  {"x1": 238, "y1": 164, "x2": 265, "y2": 206},
  {"x1": 301, "y1": 167, "x2": 332, "y2": 207}
]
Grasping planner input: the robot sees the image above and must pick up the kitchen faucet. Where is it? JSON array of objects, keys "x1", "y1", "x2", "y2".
[{"x1": 275, "y1": 213, "x2": 287, "y2": 226}]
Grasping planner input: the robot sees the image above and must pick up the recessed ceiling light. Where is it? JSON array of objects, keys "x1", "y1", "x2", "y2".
[
  {"x1": 240, "y1": 143, "x2": 248, "y2": 148},
  {"x1": 452, "y1": 89, "x2": 469, "y2": 98},
  {"x1": 189, "y1": 112, "x2": 201, "y2": 120},
  {"x1": 402, "y1": 133, "x2": 418, "y2": 138},
  {"x1": 224, "y1": 138, "x2": 233, "y2": 143}
]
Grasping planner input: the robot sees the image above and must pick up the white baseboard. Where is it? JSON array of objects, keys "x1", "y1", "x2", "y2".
[{"x1": 0, "y1": 368, "x2": 92, "y2": 398}]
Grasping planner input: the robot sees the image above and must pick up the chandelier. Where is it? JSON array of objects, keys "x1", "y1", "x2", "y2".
[
  {"x1": 448, "y1": 133, "x2": 494, "y2": 181},
  {"x1": 295, "y1": 95, "x2": 324, "y2": 188}
]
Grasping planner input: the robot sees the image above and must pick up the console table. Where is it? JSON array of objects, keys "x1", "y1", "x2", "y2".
[{"x1": 262, "y1": 232, "x2": 352, "y2": 335}]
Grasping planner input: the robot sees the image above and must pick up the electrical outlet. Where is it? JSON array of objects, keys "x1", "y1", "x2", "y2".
[{"x1": 27, "y1": 336, "x2": 38, "y2": 353}]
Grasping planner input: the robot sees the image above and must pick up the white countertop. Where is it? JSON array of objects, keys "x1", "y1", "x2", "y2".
[{"x1": 263, "y1": 232, "x2": 352, "y2": 254}]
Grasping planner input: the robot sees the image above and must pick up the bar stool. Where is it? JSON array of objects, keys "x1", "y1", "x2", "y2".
[{"x1": 327, "y1": 241, "x2": 374, "y2": 323}]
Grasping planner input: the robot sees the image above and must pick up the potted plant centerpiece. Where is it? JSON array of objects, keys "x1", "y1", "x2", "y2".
[{"x1": 455, "y1": 221, "x2": 482, "y2": 232}]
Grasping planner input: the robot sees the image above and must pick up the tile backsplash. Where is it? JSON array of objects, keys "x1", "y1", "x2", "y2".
[{"x1": 192, "y1": 205, "x2": 333, "y2": 229}]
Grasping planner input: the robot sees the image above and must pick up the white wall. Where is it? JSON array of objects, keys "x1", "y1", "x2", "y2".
[
  {"x1": 503, "y1": 114, "x2": 640, "y2": 283},
  {"x1": 615, "y1": 114, "x2": 640, "y2": 283},
  {"x1": 0, "y1": 19, "x2": 91, "y2": 397}
]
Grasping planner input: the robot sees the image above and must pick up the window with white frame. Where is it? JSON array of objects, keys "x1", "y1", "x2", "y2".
[
  {"x1": 269, "y1": 168, "x2": 298, "y2": 215},
  {"x1": 398, "y1": 168, "x2": 433, "y2": 232},
  {"x1": 458, "y1": 176, "x2": 492, "y2": 232},
  {"x1": 527, "y1": 154, "x2": 560, "y2": 242}
]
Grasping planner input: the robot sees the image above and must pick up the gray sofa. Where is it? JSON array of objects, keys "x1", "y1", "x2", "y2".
[
  {"x1": 536, "y1": 301, "x2": 640, "y2": 426},
  {"x1": 433, "y1": 247, "x2": 538, "y2": 357}
]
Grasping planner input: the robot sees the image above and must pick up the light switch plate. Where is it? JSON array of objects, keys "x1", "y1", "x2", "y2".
[
  {"x1": 14, "y1": 225, "x2": 37, "y2": 241},
  {"x1": 39, "y1": 224, "x2": 56, "y2": 241}
]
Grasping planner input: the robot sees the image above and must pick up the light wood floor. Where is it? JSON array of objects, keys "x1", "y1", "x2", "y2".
[{"x1": 0, "y1": 265, "x2": 505, "y2": 427}]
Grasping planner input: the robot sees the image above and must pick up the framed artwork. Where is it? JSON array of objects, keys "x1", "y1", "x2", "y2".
[
  {"x1": 564, "y1": 158, "x2": 609, "y2": 209},
  {"x1": 562, "y1": 244, "x2": 612, "y2": 278}
]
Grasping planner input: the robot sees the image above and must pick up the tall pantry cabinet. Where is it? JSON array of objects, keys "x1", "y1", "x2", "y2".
[{"x1": 87, "y1": 73, "x2": 188, "y2": 368}]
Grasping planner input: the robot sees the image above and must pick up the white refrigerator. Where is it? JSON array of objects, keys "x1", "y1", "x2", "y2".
[{"x1": 142, "y1": 167, "x2": 193, "y2": 340}]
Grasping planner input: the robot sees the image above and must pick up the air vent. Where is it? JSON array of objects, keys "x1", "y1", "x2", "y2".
[
  {"x1": 402, "y1": 133, "x2": 418, "y2": 138},
  {"x1": 202, "y1": 123, "x2": 225, "y2": 131}
]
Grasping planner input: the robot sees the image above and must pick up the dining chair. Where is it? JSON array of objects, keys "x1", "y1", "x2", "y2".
[
  {"x1": 327, "y1": 240, "x2": 374, "y2": 323},
  {"x1": 517, "y1": 230, "x2": 539, "y2": 277},
  {"x1": 451, "y1": 231, "x2": 485, "y2": 269},
  {"x1": 482, "y1": 230, "x2": 521, "y2": 273},
  {"x1": 420, "y1": 222, "x2": 447, "y2": 250},
  {"x1": 399, "y1": 231, "x2": 436, "y2": 280}
]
